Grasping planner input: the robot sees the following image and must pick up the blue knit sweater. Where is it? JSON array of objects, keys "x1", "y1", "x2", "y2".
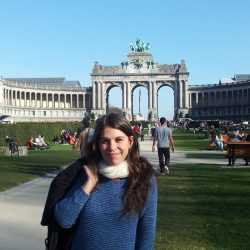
[{"x1": 54, "y1": 174, "x2": 157, "y2": 250}]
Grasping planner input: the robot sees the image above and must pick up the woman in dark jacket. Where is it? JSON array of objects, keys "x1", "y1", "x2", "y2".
[{"x1": 49, "y1": 112, "x2": 158, "y2": 250}]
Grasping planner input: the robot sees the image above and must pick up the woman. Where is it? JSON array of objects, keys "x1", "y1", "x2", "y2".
[{"x1": 54, "y1": 113, "x2": 158, "y2": 250}]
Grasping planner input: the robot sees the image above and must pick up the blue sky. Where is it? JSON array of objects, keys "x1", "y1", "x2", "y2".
[{"x1": 1, "y1": 0, "x2": 250, "y2": 119}]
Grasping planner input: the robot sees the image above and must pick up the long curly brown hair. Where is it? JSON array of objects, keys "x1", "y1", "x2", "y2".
[{"x1": 86, "y1": 113, "x2": 155, "y2": 214}]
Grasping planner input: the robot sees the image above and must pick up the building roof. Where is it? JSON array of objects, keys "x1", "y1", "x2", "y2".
[
  {"x1": 188, "y1": 79, "x2": 250, "y2": 90},
  {"x1": 3, "y1": 77, "x2": 84, "y2": 91}
]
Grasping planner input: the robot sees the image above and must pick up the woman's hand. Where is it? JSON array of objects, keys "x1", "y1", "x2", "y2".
[{"x1": 82, "y1": 165, "x2": 98, "y2": 195}]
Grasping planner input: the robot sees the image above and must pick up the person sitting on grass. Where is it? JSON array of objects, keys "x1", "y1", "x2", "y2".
[
  {"x1": 26, "y1": 136, "x2": 38, "y2": 150},
  {"x1": 35, "y1": 135, "x2": 49, "y2": 149}
]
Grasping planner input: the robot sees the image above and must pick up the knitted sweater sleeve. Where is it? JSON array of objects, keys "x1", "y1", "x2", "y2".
[
  {"x1": 54, "y1": 181, "x2": 89, "y2": 229},
  {"x1": 135, "y1": 176, "x2": 158, "y2": 250}
]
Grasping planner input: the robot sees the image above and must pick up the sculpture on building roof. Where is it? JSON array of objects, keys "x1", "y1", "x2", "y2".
[{"x1": 129, "y1": 39, "x2": 150, "y2": 52}]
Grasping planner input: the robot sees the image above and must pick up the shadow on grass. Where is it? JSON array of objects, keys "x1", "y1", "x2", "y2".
[
  {"x1": 15, "y1": 163, "x2": 60, "y2": 176},
  {"x1": 185, "y1": 152, "x2": 226, "y2": 159},
  {"x1": 0, "y1": 146, "x2": 78, "y2": 191}
]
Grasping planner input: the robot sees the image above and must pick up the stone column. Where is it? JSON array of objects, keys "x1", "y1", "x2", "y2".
[
  {"x1": 76, "y1": 94, "x2": 79, "y2": 108},
  {"x1": 70, "y1": 94, "x2": 73, "y2": 108},
  {"x1": 6, "y1": 89, "x2": 8, "y2": 105},
  {"x1": 3, "y1": 89, "x2": 6, "y2": 105},
  {"x1": 122, "y1": 81, "x2": 127, "y2": 111},
  {"x1": 179, "y1": 80, "x2": 183, "y2": 108},
  {"x1": 34, "y1": 92, "x2": 37, "y2": 107},
  {"x1": 173, "y1": 82, "x2": 178, "y2": 118},
  {"x1": 184, "y1": 81, "x2": 188, "y2": 108},
  {"x1": 10, "y1": 90, "x2": 13, "y2": 106},
  {"x1": 24, "y1": 91, "x2": 27, "y2": 107},
  {"x1": 12, "y1": 90, "x2": 15, "y2": 106},
  {"x1": 148, "y1": 81, "x2": 152, "y2": 110},
  {"x1": 28, "y1": 91, "x2": 30, "y2": 107},
  {"x1": 58, "y1": 93, "x2": 61, "y2": 108},
  {"x1": 92, "y1": 81, "x2": 96, "y2": 110},
  {"x1": 101, "y1": 82, "x2": 105, "y2": 111},
  {"x1": 46, "y1": 93, "x2": 49, "y2": 108},
  {"x1": 52, "y1": 93, "x2": 55, "y2": 108},
  {"x1": 13, "y1": 91, "x2": 16, "y2": 106},
  {"x1": 7, "y1": 89, "x2": 9, "y2": 105},
  {"x1": 13, "y1": 90, "x2": 16, "y2": 106},
  {"x1": 5, "y1": 89, "x2": 7, "y2": 105},
  {"x1": 126, "y1": 81, "x2": 132, "y2": 117},
  {"x1": 151, "y1": 81, "x2": 158, "y2": 119},
  {"x1": 3, "y1": 88, "x2": 5, "y2": 105},
  {"x1": 17, "y1": 91, "x2": 20, "y2": 107},
  {"x1": 9, "y1": 90, "x2": 12, "y2": 106},
  {"x1": 153, "y1": 82, "x2": 157, "y2": 109},
  {"x1": 3, "y1": 89, "x2": 5, "y2": 105},
  {"x1": 83, "y1": 93, "x2": 85, "y2": 108},
  {"x1": 97, "y1": 82, "x2": 101, "y2": 109}
]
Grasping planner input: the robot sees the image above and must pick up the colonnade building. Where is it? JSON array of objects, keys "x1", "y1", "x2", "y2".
[
  {"x1": 0, "y1": 78, "x2": 92, "y2": 122},
  {"x1": 0, "y1": 41, "x2": 249, "y2": 123},
  {"x1": 188, "y1": 75, "x2": 250, "y2": 121}
]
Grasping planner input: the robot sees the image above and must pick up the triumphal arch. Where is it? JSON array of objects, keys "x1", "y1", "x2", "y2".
[{"x1": 91, "y1": 40, "x2": 189, "y2": 120}]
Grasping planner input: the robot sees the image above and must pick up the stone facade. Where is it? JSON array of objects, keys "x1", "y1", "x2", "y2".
[
  {"x1": 188, "y1": 78, "x2": 250, "y2": 120},
  {"x1": 0, "y1": 78, "x2": 92, "y2": 122},
  {"x1": 1, "y1": 44, "x2": 250, "y2": 123},
  {"x1": 91, "y1": 51, "x2": 189, "y2": 120}
]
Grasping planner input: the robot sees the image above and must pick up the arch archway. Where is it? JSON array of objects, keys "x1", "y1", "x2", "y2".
[
  {"x1": 106, "y1": 84, "x2": 123, "y2": 112},
  {"x1": 131, "y1": 83, "x2": 148, "y2": 120},
  {"x1": 91, "y1": 46, "x2": 189, "y2": 120},
  {"x1": 157, "y1": 83, "x2": 174, "y2": 120}
]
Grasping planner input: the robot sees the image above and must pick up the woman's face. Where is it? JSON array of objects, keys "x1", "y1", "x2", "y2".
[{"x1": 98, "y1": 126, "x2": 134, "y2": 166}]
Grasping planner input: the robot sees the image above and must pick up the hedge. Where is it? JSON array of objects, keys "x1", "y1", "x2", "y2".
[{"x1": 0, "y1": 122, "x2": 83, "y2": 146}]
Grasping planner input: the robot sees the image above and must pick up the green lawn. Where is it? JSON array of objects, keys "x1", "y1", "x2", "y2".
[
  {"x1": 173, "y1": 129, "x2": 209, "y2": 151},
  {"x1": 1, "y1": 130, "x2": 250, "y2": 249},
  {"x1": 156, "y1": 164, "x2": 250, "y2": 250},
  {"x1": 153, "y1": 129, "x2": 250, "y2": 249},
  {"x1": 185, "y1": 152, "x2": 225, "y2": 160},
  {"x1": 0, "y1": 144, "x2": 79, "y2": 191}
]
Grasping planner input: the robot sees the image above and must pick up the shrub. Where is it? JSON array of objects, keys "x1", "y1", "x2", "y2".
[{"x1": 0, "y1": 122, "x2": 82, "y2": 146}]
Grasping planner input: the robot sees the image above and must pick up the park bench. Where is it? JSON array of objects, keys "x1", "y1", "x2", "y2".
[{"x1": 226, "y1": 142, "x2": 250, "y2": 166}]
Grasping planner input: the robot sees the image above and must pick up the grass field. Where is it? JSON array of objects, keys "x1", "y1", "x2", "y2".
[
  {"x1": 156, "y1": 163, "x2": 250, "y2": 250},
  {"x1": 154, "y1": 129, "x2": 250, "y2": 249},
  {"x1": 174, "y1": 129, "x2": 209, "y2": 151},
  {"x1": 1, "y1": 129, "x2": 250, "y2": 249},
  {"x1": 0, "y1": 144, "x2": 79, "y2": 191}
]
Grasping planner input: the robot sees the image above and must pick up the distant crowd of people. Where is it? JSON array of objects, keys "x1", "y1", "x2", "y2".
[
  {"x1": 208, "y1": 125, "x2": 250, "y2": 151},
  {"x1": 52, "y1": 129, "x2": 79, "y2": 145}
]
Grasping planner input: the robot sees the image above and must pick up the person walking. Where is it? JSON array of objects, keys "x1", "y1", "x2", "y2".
[
  {"x1": 42, "y1": 112, "x2": 158, "y2": 250},
  {"x1": 152, "y1": 117, "x2": 175, "y2": 175}
]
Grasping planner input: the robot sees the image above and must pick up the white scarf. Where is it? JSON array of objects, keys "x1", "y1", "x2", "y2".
[{"x1": 99, "y1": 161, "x2": 129, "y2": 179}]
